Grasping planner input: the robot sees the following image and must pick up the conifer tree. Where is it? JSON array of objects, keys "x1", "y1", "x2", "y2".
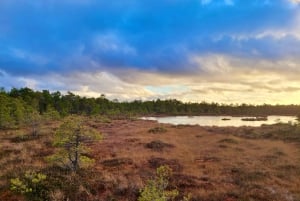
[{"x1": 47, "y1": 116, "x2": 102, "y2": 171}]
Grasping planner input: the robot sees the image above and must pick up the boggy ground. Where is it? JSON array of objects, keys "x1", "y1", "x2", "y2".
[
  {"x1": 0, "y1": 118, "x2": 300, "y2": 201},
  {"x1": 90, "y1": 119, "x2": 300, "y2": 201}
]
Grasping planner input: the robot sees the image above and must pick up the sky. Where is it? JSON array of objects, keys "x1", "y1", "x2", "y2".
[{"x1": 1, "y1": 0, "x2": 300, "y2": 104}]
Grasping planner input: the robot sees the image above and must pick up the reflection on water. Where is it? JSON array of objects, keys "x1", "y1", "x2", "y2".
[{"x1": 141, "y1": 116, "x2": 298, "y2": 127}]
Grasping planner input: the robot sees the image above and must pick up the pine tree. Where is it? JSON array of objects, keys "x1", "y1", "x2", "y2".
[{"x1": 47, "y1": 116, "x2": 102, "y2": 171}]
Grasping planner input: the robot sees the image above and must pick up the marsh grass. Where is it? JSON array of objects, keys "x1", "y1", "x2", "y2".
[
  {"x1": 276, "y1": 164, "x2": 300, "y2": 180},
  {"x1": 145, "y1": 140, "x2": 174, "y2": 152},
  {"x1": 0, "y1": 118, "x2": 300, "y2": 201},
  {"x1": 102, "y1": 158, "x2": 133, "y2": 168},
  {"x1": 148, "y1": 126, "x2": 167, "y2": 134},
  {"x1": 235, "y1": 123, "x2": 300, "y2": 143},
  {"x1": 218, "y1": 138, "x2": 239, "y2": 144}
]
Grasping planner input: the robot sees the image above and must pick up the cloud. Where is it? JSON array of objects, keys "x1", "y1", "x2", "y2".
[
  {"x1": 2, "y1": 52, "x2": 300, "y2": 104},
  {"x1": 93, "y1": 33, "x2": 136, "y2": 55},
  {"x1": 1, "y1": 1, "x2": 300, "y2": 104},
  {"x1": 10, "y1": 48, "x2": 49, "y2": 65},
  {"x1": 108, "y1": 54, "x2": 300, "y2": 104},
  {"x1": 0, "y1": 70, "x2": 153, "y2": 101},
  {"x1": 1, "y1": 0, "x2": 299, "y2": 75},
  {"x1": 0, "y1": 70, "x2": 38, "y2": 89},
  {"x1": 289, "y1": 0, "x2": 300, "y2": 4}
]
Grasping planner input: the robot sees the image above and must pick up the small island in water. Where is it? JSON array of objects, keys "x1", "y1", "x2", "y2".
[{"x1": 241, "y1": 116, "x2": 268, "y2": 121}]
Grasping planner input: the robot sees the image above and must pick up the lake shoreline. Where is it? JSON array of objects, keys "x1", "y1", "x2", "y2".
[
  {"x1": 141, "y1": 114, "x2": 297, "y2": 117},
  {"x1": 140, "y1": 115, "x2": 297, "y2": 127}
]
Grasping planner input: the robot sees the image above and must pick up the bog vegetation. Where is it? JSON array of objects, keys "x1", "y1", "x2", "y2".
[
  {"x1": 1, "y1": 87, "x2": 300, "y2": 130},
  {"x1": 0, "y1": 87, "x2": 300, "y2": 200},
  {"x1": 47, "y1": 116, "x2": 102, "y2": 172}
]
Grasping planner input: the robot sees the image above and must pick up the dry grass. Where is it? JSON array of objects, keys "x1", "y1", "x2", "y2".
[
  {"x1": 91, "y1": 119, "x2": 300, "y2": 201},
  {"x1": 0, "y1": 118, "x2": 300, "y2": 201}
]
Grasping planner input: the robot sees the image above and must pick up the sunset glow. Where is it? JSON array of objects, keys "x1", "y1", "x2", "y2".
[{"x1": 1, "y1": 0, "x2": 300, "y2": 104}]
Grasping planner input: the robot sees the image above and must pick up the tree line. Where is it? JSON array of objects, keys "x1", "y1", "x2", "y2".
[{"x1": 1, "y1": 87, "x2": 300, "y2": 129}]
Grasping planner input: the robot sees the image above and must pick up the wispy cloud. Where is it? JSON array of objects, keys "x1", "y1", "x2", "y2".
[{"x1": 0, "y1": 0, "x2": 300, "y2": 104}]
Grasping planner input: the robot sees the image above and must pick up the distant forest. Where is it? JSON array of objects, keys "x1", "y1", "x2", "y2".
[{"x1": 1, "y1": 87, "x2": 300, "y2": 129}]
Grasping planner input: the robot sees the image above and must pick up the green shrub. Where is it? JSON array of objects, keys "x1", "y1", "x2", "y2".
[
  {"x1": 139, "y1": 166, "x2": 178, "y2": 201},
  {"x1": 139, "y1": 165, "x2": 191, "y2": 201},
  {"x1": 10, "y1": 171, "x2": 48, "y2": 201},
  {"x1": 92, "y1": 115, "x2": 112, "y2": 123}
]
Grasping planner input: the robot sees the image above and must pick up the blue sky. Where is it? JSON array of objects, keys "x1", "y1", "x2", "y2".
[{"x1": 1, "y1": 0, "x2": 300, "y2": 104}]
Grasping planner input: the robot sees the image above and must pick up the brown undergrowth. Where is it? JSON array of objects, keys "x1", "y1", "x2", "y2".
[{"x1": 0, "y1": 118, "x2": 300, "y2": 201}]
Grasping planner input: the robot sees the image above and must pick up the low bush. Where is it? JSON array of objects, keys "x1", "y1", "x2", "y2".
[
  {"x1": 218, "y1": 138, "x2": 239, "y2": 144},
  {"x1": 139, "y1": 165, "x2": 191, "y2": 201},
  {"x1": 102, "y1": 158, "x2": 133, "y2": 167},
  {"x1": 145, "y1": 140, "x2": 174, "y2": 152},
  {"x1": 10, "y1": 171, "x2": 49, "y2": 201},
  {"x1": 148, "y1": 127, "x2": 167, "y2": 134}
]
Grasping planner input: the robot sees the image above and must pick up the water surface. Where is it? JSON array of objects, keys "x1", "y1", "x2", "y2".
[{"x1": 141, "y1": 115, "x2": 297, "y2": 127}]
